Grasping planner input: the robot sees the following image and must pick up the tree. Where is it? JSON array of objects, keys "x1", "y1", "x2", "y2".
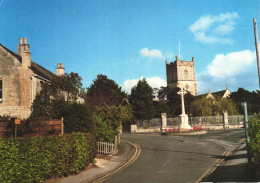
[
  {"x1": 189, "y1": 97, "x2": 238, "y2": 116},
  {"x1": 230, "y1": 88, "x2": 260, "y2": 114},
  {"x1": 157, "y1": 86, "x2": 194, "y2": 117},
  {"x1": 30, "y1": 72, "x2": 94, "y2": 134},
  {"x1": 129, "y1": 78, "x2": 154, "y2": 121},
  {"x1": 61, "y1": 103, "x2": 94, "y2": 133},
  {"x1": 31, "y1": 72, "x2": 83, "y2": 119},
  {"x1": 86, "y1": 74, "x2": 127, "y2": 108},
  {"x1": 94, "y1": 104, "x2": 133, "y2": 142}
]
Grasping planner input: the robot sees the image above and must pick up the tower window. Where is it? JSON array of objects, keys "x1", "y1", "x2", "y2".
[{"x1": 184, "y1": 69, "x2": 188, "y2": 79}]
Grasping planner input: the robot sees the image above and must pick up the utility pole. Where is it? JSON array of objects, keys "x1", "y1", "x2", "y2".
[{"x1": 253, "y1": 18, "x2": 260, "y2": 88}]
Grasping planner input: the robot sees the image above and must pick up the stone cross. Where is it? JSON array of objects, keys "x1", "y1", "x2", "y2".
[{"x1": 177, "y1": 88, "x2": 187, "y2": 115}]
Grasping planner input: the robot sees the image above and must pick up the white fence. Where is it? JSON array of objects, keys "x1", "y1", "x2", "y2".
[{"x1": 97, "y1": 141, "x2": 115, "y2": 155}]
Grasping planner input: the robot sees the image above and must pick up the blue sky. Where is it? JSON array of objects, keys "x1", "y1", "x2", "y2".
[{"x1": 0, "y1": 0, "x2": 260, "y2": 94}]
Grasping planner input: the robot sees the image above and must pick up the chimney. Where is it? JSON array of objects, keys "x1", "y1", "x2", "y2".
[
  {"x1": 56, "y1": 63, "x2": 65, "y2": 76},
  {"x1": 17, "y1": 37, "x2": 31, "y2": 69},
  {"x1": 192, "y1": 56, "x2": 194, "y2": 62},
  {"x1": 175, "y1": 55, "x2": 178, "y2": 62}
]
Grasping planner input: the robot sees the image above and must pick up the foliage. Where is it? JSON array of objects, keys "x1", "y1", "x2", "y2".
[
  {"x1": 129, "y1": 78, "x2": 154, "y2": 121},
  {"x1": 31, "y1": 72, "x2": 83, "y2": 119},
  {"x1": 86, "y1": 74, "x2": 127, "y2": 108},
  {"x1": 189, "y1": 97, "x2": 238, "y2": 116},
  {"x1": 61, "y1": 103, "x2": 95, "y2": 134},
  {"x1": 153, "y1": 100, "x2": 170, "y2": 118},
  {"x1": 0, "y1": 133, "x2": 96, "y2": 182},
  {"x1": 30, "y1": 73, "x2": 94, "y2": 134},
  {"x1": 94, "y1": 104, "x2": 132, "y2": 143},
  {"x1": 156, "y1": 86, "x2": 194, "y2": 117},
  {"x1": 248, "y1": 115, "x2": 260, "y2": 164},
  {"x1": 230, "y1": 88, "x2": 260, "y2": 115}
]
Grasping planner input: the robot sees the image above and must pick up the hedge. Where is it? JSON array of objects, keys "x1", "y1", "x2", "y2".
[
  {"x1": 248, "y1": 115, "x2": 260, "y2": 164},
  {"x1": 0, "y1": 133, "x2": 96, "y2": 182}
]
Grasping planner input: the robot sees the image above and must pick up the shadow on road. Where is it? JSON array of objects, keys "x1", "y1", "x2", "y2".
[
  {"x1": 202, "y1": 162, "x2": 259, "y2": 182},
  {"x1": 140, "y1": 147, "x2": 221, "y2": 159}
]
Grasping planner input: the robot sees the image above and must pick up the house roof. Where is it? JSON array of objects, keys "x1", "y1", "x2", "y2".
[
  {"x1": 195, "y1": 89, "x2": 230, "y2": 100},
  {"x1": 30, "y1": 61, "x2": 56, "y2": 81},
  {"x1": 0, "y1": 43, "x2": 56, "y2": 81},
  {"x1": 0, "y1": 43, "x2": 22, "y2": 62}
]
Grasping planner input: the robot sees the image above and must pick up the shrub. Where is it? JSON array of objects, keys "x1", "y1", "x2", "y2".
[
  {"x1": 0, "y1": 133, "x2": 96, "y2": 182},
  {"x1": 61, "y1": 103, "x2": 95, "y2": 133},
  {"x1": 248, "y1": 114, "x2": 260, "y2": 164},
  {"x1": 94, "y1": 104, "x2": 133, "y2": 143}
]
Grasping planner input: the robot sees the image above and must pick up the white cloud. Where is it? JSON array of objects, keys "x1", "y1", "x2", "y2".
[
  {"x1": 140, "y1": 48, "x2": 163, "y2": 59},
  {"x1": 189, "y1": 12, "x2": 239, "y2": 44},
  {"x1": 207, "y1": 50, "x2": 255, "y2": 78},
  {"x1": 197, "y1": 50, "x2": 258, "y2": 94},
  {"x1": 122, "y1": 77, "x2": 167, "y2": 94}
]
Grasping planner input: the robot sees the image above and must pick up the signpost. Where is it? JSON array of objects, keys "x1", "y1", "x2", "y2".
[
  {"x1": 241, "y1": 102, "x2": 251, "y2": 163},
  {"x1": 14, "y1": 119, "x2": 20, "y2": 138}
]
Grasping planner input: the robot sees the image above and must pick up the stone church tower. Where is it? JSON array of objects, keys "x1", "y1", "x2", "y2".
[{"x1": 166, "y1": 55, "x2": 197, "y2": 96}]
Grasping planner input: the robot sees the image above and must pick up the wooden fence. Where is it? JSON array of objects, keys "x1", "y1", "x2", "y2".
[
  {"x1": 97, "y1": 141, "x2": 115, "y2": 155},
  {"x1": 0, "y1": 119, "x2": 63, "y2": 138}
]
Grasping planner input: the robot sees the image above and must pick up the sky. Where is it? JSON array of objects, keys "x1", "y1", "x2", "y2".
[{"x1": 0, "y1": 0, "x2": 260, "y2": 95}]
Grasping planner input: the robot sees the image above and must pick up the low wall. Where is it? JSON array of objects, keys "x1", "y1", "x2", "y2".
[{"x1": 131, "y1": 115, "x2": 248, "y2": 133}]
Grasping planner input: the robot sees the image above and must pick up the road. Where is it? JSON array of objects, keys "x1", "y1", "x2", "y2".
[{"x1": 104, "y1": 129, "x2": 245, "y2": 183}]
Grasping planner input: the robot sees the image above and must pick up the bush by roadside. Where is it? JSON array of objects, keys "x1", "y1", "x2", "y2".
[
  {"x1": 248, "y1": 114, "x2": 260, "y2": 164},
  {"x1": 0, "y1": 133, "x2": 96, "y2": 182}
]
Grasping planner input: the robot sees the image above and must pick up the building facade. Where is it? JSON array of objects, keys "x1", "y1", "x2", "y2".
[
  {"x1": 0, "y1": 38, "x2": 65, "y2": 119},
  {"x1": 166, "y1": 55, "x2": 197, "y2": 96}
]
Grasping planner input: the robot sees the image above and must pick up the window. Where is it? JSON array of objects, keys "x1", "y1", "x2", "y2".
[
  {"x1": 184, "y1": 69, "x2": 188, "y2": 79},
  {"x1": 0, "y1": 80, "x2": 2, "y2": 102}
]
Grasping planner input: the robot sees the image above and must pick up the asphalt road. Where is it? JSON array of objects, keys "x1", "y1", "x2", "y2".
[{"x1": 104, "y1": 129, "x2": 245, "y2": 183}]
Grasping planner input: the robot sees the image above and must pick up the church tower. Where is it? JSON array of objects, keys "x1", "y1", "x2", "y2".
[{"x1": 166, "y1": 55, "x2": 197, "y2": 96}]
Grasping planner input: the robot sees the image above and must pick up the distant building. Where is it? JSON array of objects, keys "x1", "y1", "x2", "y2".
[
  {"x1": 0, "y1": 38, "x2": 66, "y2": 119},
  {"x1": 166, "y1": 55, "x2": 197, "y2": 96},
  {"x1": 195, "y1": 86, "x2": 231, "y2": 100}
]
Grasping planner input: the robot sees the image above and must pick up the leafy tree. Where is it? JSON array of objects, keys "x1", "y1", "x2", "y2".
[
  {"x1": 189, "y1": 97, "x2": 238, "y2": 116},
  {"x1": 153, "y1": 100, "x2": 170, "y2": 118},
  {"x1": 61, "y1": 103, "x2": 95, "y2": 133},
  {"x1": 94, "y1": 104, "x2": 132, "y2": 142},
  {"x1": 31, "y1": 72, "x2": 94, "y2": 134},
  {"x1": 86, "y1": 74, "x2": 127, "y2": 108},
  {"x1": 230, "y1": 88, "x2": 260, "y2": 115},
  {"x1": 157, "y1": 86, "x2": 194, "y2": 117},
  {"x1": 129, "y1": 78, "x2": 154, "y2": 121},
  {"x1": 31, "y1": 72, "x2": 83, "y2": 119}
]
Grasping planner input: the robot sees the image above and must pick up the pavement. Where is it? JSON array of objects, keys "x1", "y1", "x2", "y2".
[
  {"x1": 55, "y1": 141, "x2": 135, "y2": 183},
  {"x1": 202, "y1": 142, "x2": 260, "y2": 182}
]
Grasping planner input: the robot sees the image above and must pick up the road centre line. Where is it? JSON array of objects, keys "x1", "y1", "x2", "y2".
[{"x1": 93, "y1": 140, "x2": 141, "y2": 183}]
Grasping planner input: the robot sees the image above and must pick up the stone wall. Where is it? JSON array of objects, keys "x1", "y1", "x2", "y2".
[{"x1": 0, "y1": 106, "x2": 31, "y2": 119}]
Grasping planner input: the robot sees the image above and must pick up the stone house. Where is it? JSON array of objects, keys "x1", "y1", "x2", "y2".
[{"x1": 0, "y1": 38, "x2": 66, "y2": 119}]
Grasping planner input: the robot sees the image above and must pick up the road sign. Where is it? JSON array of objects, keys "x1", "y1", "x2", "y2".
[{"x1": 15, "y1": 119, "x2": 20, "y2": 125}]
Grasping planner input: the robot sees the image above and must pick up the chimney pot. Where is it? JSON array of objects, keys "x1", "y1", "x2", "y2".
[
  {"x1": 56, "y1": 62, "x2": 65, "y2": 76},
  {"x1": 19, "y1": 38, "x2": 23, "y2": 44},
  {"x1": 24, "y1": 37, "x2": 28, "y2": 44}
]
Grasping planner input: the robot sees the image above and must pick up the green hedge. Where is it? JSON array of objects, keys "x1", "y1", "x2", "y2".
[
  {"x1": 0, "y1": 133, "x2": 96, "y2": 182},
  {"x1": 248, "y1": 115, "x2": 260, "y2": 164}
]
